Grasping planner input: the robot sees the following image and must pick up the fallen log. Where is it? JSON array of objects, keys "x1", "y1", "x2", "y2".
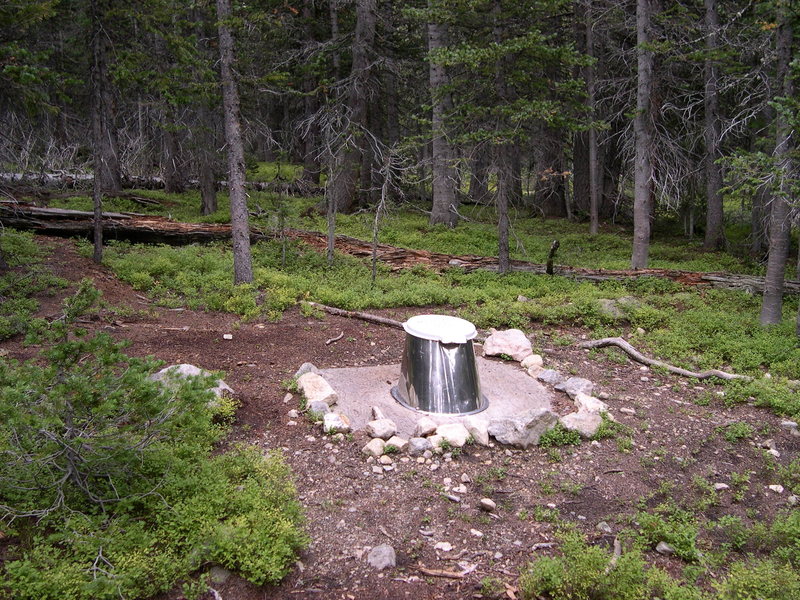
[
  {"x1": 2, "y1": 201, "x2": 798, "y2": 296},
  {"x1": 578, "y1": 337, "x2": 752, "y2": 381},
  {"x1": 306, "y1": 302, "x2": 405, "y2": 330}
]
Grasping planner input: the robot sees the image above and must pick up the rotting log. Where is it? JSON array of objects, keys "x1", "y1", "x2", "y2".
[{"x1": 2, "y1": 201, "x2": 798, "y2": 296}]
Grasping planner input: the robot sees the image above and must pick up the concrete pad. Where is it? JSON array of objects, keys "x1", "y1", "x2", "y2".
[{"x1": 320, "y1": 357, "x2": 554, "y2": 438}]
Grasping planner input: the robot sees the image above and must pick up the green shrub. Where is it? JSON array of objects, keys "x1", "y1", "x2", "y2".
[
  {"x1": 0, "y1": 229, "x2": 67, "y2": 339},
  {"x1": 0, "y1": 284, "x2": 306, "y2": 599},
  {"x1": 519, "y1": 529, "x2": 704, "y2": 600},
  {"x1": 637, "y1": 503, "x2": 701, "y2": 562},
  {"x1": 715, "y1": 559, "x2": 800, "y2": 600},
  {"x1": 538, "y1": 423, "x2": 582, "y2": 448}
]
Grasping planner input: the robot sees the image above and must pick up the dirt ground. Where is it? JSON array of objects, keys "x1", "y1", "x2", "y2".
[{"x1": 3, "y1": 237, "x2": 799, "y2": 600}]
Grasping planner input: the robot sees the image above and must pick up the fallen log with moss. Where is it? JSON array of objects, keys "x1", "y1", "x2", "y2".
[{"x1": 2, "y1": 201, "x2": 798, "y2": 296}]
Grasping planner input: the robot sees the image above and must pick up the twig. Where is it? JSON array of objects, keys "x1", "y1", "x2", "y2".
[
  {"x1": 325, "y1": 331, "x2": 344, "y2": 345},
  {"x1": 578, "y1": 337, "x2": 752, "y2": 381}
]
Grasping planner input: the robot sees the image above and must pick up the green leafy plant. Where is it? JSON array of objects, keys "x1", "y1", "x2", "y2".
[
  {"x1": 538, "y1": 423, "x2": 582, "y2": 448},
  {"x1": 0, "y1": 284, "x2": 307, "y2": 600}
]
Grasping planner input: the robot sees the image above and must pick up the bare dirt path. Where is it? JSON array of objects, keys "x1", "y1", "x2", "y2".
[{"x1": 4, "y1": 237, "x2": 798, "y2": 600}]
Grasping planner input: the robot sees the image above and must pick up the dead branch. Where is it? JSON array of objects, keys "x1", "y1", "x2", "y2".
[
  {"x1": 307, "y1": 302, "x2": 404, "y2": 330},
  {"x1": 325, "y1": 331, "x2": 344, "y2": 345},
  {"x1": 604, "y1": 537, "x2": 622, "y2": 575},
  {"x1": 578, "y1": 337, "x2": 752, "y2": 381},
  {"x1": 416, "y1": 565, "x2": 466, "y2": 579}
]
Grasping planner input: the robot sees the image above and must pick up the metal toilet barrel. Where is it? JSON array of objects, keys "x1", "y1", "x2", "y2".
[{"x1": 391, "y1": 314, "x2": 488, "y2": 415}]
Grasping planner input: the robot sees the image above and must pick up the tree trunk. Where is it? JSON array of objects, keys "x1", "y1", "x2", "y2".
[
  {"x1": 89, "y1": 0, "x2": 121, "y2": 196},
  {"x1": 534, "y1": 138, "x2": 567, "y2": 217},
  {"x1": 586, "y1": 0, "x2": 600, "y2": 235},
  {"x1": 162, "y1": 122, "x2": 185, "y2": 194},
  {"x1": 428, "y1": 14, "x2": 458, "y2": 227},
  {"x1": 216, "y1": 0, "x2": 253, "y2": 284},
  {"x1": 197, "y1": 104, "x2": 218, "y2": 216},
  {"x1": 469, "y1": 145, "x2": 490, "y2": 204},
  {"x1": 760, "y1": 8, "x2": 794, "y2": 326},
  {"x1": 496, "y1": 144, "x2": 511, "y2": 274},
  {"x1": 703, "y1": 0, "x2": 724, "y2": 250},
  {"x1": 631, "y1": 0, "x2": 654, "y2": 269},
  {"x1": 328, "y1": 0, "x2": 376, "y2": 213}
]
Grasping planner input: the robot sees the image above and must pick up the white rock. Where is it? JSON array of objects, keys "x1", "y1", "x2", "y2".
[
  {"x1": 297, "y1": 372, "x2": 338, "y2": 406},
  {"x1": 488, "y1": 408, "x2": 559, "y2": 449},
  {"x1": 366, "y1": 418, "x2": 397, "y2": 440},
  {"x1": 408, "y1": 437, "x2": 432, "y2": 457},
  {"x1": 573, "y1": 392, "x2": 609, "y2": 414},
  {"x1": 655, "y1": 542, "x2": 675, "y2": 555},
  {"x1": 470, "y1": 529, "x2": 484, "y2": 537},
  {"x1": 367, "y1": 544, "x2": 396, "y2": 570},
  {"x1": 479, "y1": 498, "x2": 497, "y2": 512},
  {"x1": 362, "y1": 438, "x2": 386, "y2": 458},
  {"x1": 323, "y1": 412, "x2": 350, "y2": 434},
  {"x1": 149, "y1": 364, "x2": 234, "y2": 401},
  {"x1": 222, "y1": 334, "x2": 233, "y2": 340},
  {"x1": 713, "y1": 483, "x2": 729, "y2": 491},
  {"x1": 461, "y1": 473, "x2": 472, "y2": 484},
  {"x1": 434, "y1": 542, "x2": 453, "y2": 552},
  {"x1": 596, "y1": 521, "x2": 613, "y2": 534},
  {"x1": 385, "y1": 436, "x2": 408, "y2": 452},
  {"x1": 379, "y1": 455, "x2": 394, "y2": 465},
  {"x1": 768, "y1": 485, "x2": 785, "y2": 494},
  {"x1": 536, "y1": 369, "x2": 565, "y2": 386},
  {"x1": 308, "y1": 400, "x2": 331, "y2": 415},
  {"x1": 435, "y1": 423, "x2": 471, "y2": 448},
  {"x1": 287, "y1": 409, "x2": 299, "y2": 418},
  {"x1": 521, "y1": 354, "x2": 544, "y2": 369},
  {"x1": 560, "y1": 411, "x2": 603, "y2": 438},
  {"x1": 464, "y1": 416, "x2": 490, "y2": 446},
  {"x1": 294, "y1": 362, "x2": 320, "y2": 378},
  {"x1": 483, "y1": 329, "x2": 532, "y2": 361},
  {"x1": 555, "y1": 377, "x2": 594, "y2": 399},
  {"x1": 619, "y1": 407, "x2": 637, "y2": 416},
  {"x1": 527, "y1": 365, "x2": 544, "y2": 377},
  {"x1": 371, "y1": 406, "x2": 386, "y2": 420},
  {"x1": 414, "y1": 416, "x2": 438, "y2": 437}
]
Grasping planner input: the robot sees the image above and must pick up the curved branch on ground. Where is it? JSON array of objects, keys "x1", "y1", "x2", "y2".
[{"x1": 578, "y1": 337, "x2": 752, "y2": 381}]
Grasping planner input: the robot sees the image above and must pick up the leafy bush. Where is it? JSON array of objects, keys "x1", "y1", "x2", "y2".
[
  {"x1": 519, "y1": 530, "x2": 705, "y2": 600},
  {"x1": 538, "y1": 423, "x2": 582, "y2": 448},
  {"x1": 714, "y1": 559, "x2": 800, "y2": 600},
  {"x1": 0, "y1": 284, "x2": 306, "y2": 599},
  {"x1": 637, "y1": 503, "x2": 701, "y2": 562},
  {"x1": 0, "y1": 229, "x2": 67, "y2": 339}
]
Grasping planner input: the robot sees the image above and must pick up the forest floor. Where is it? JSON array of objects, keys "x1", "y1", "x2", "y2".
[{"x1": 3, "y1": 236, "x2": 799, "y2": 600}]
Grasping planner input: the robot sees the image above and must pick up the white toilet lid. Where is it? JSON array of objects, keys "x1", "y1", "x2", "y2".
[{"x1": 403, "y1": 314, "x2": 477, "y2": 344}]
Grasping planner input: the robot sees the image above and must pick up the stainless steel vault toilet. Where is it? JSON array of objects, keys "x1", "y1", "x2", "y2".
[{"x1": 391, "y1": 314, "x2": 488, "y2": 415}]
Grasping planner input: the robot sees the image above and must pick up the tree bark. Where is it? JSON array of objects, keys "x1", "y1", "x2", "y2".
[
  {"x1": 428, "y1": 13, "x2": 458, "y2": 227},
  {"x1": 328, "y1": 0, "x2": 376, "y2": 213},
  {"x1": 469, "y1": 144, "x2": 490, "y2": 204},
  {"x1": 760, "y1": 8, "x2": 794, "y2": 326},
  {"x1": 586, "y1": 0, "x2": 599, "y2": 235},
  {"x1": 496, "y1": 143, "x2": 512, "y2": 274},
  {"x1": 631, "y1": 0, "x2": 654, "y2": 269},
  {"x1": 89, "y1": 0, "x2": 121, "y2": 196},
  {"x1": 162, "y1": 121, "x2": 185, "y2": 194},
  {"x1": 703, "y1": 0, "x2": 724, "y2": 250},
  {"x1": 216, "y1": 0, "x2": 253, "y2": 284}
]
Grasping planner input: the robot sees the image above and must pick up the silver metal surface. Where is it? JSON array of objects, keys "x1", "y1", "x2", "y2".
[{"x1": 392, "y1": 333, "x2": 488, "y2": 415}]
